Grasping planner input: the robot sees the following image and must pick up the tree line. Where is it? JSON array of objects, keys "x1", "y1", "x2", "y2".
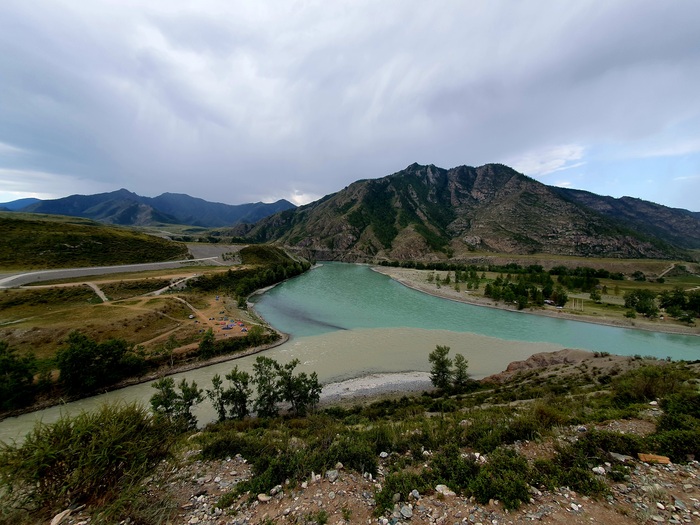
[
  {"x1": 149, "y1": 356, "x2": 321, "y2": 431},
  {"x1": 625, "y1": 287, "x2": 700, "y2": 324}
]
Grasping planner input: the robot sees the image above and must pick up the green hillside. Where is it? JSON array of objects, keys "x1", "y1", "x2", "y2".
[{"x1": 0, "y1": 213, "x2": 189, "y2": 270}]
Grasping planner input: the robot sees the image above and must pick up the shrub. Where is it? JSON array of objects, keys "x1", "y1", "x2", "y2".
[
  {"x1": 0, "y1": 403, "x2": 172, "y2": 516},
  {"x1": 429, "y1": 443, "x2": 479, "y2": 489},
  {"x1": 374, "y1": 471, "x2": 432, "y2": 514},
  {"x1": 470, "y1": 448, "x2": 530, "y2": 510},
  {"x1": 646, "y1": 430, "x2": 700, "y2": 463},
  {"x1": 611, "y1": 365, "x2": 693, "y2": 405}
]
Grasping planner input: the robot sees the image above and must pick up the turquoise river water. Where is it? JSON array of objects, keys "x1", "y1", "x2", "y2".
[{"x1": 0, "y1": 262, "x2": 697, "y2": 443}]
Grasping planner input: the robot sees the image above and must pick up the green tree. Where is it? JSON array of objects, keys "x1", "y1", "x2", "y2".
[
  {"x1": 56, "y1": 332, "x2": 143, "y2": 395},
  {"x1": 452, "y1": 353, "x2": 470, "y2": 392},
  {"x1": 0, "y1": 341, "x2": 36, "y2": 411},
  {"x1": 552, "y1": 286, "x2": 568, "y2": 307},
  {"x1": 150, "y1": 377, "x2": 203, "y2": 430},
  {"x1": 206, "y1": 367, "x2": 252, "y2": 421},
  {"x1": 207, "y1": 374, "x2": 227, "y2": 422},
  {"x1": 150, "y1": 377, "x2": 178, "y2": 422},
  {"x1": 164, "y1": 334, "x2": 178, "y2": 367},
  {"x1": 277, "y1": 359, "x2": 322, "y2": 417},
  {"x1": 589, "y1": 288, "x2": 602, "y2": 303},
  {"x1": 624, "y1": 289, "x2": 658, "y2": 317},
  {"x1": 224, "y1": 366, "x2": 252, "y2": 419},
  {"x1": 198, "y1": 328, "x2": 216, "y2": 359},
  {"x1": 429, "y1": 345, "x2": 453, "y2": 391},
  {"x1": 252, "y1": 356, "x2": 281, "y2": 418},
  {"x1": 176, "y1": 378, "x2": 204, "y2": 430}
]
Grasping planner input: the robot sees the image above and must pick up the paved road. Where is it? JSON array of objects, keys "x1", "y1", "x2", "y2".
[{"x1": 0, "y1": 258, "x2": 221, "y2": 289}]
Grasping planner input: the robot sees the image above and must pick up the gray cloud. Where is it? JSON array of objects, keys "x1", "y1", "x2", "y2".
[{"x1": 0, "y1": 0, "x2": 699, "y2": 210}]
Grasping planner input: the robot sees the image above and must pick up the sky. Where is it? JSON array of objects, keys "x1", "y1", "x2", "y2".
[{"x1": 1, "y1": 1, "x2": 699, "y2": 212}]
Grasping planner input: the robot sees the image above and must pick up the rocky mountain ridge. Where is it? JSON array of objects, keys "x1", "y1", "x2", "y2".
[{"x1": 232, "y1": 163, "x2": 695, "y2": 261}]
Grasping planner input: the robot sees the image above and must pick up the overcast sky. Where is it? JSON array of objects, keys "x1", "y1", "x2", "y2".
[{"x1": 1, "y1": 1, "x2": 699, "y2": 211}]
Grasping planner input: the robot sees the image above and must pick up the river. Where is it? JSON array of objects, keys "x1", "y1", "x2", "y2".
[{"x1": 1, "y1": 262, "x2": 697, "y2": 443}]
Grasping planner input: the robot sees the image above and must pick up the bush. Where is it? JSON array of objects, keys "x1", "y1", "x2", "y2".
[
  {"x1": 470, "y1": 448, "x2": 530, "y2": 510},
  {"x1": 647, "y1": 430, "x2": 700, "y2": 463},
  {"x1": 612, "y1": 365, "x2": 693, "y2": 406},
  {"x1": 429, "y1": 443, "x2": 479, "y2": 489},
  {"x1": 0, "y1": 403, "x2": 173, "y2": 516}
]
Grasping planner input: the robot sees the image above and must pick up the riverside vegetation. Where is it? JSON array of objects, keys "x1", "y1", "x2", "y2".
[
  {"x1": 2, "y1": 347, "x2": 700, "y2": 524},
  {"x1": 377, "y1": 259, "x2": 700, "y2": 332},
  {"x1": 0, "y1": 245, "x2": 311, "y2": 415}
]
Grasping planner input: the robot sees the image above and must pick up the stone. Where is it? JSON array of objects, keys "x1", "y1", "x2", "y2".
[
  {"x1": 326, "y1": 469, "x2": 339, "y2": 482},
  {"x1": 257, "y1": 494, "x2": 271, "y2": 503},
  {"x1": 400, "y1": 505, "x2": 413, "y2": 519},
  {"x1": 592, "y1": 466, "x2": 606, "y2": 475},
  {"x1": 610, "y1": 452, "x2": 634, "y2": 463},
  {"x1": 50, "y1": 510, "x2": 72, "y2": 525},
  {"x1": 380, "y1": 451, "x2": 389, "y2": 458},
  {"x1": 411, "y1": 489, "x2": 421, "y2": 500},
  {"x1": 436, "y1": 484, "x2": 456, "y2": 497}
]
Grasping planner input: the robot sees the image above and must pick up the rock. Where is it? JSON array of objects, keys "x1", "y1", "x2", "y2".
[
  {"x1": 335, "y1": 461, "x2": 344, "y2": 470},
  {"x1": 270, "y1": 484, "x2": 282, "y2": 496},
  {"x1": 592, "y1": 466, "x2": 606, "y2": 475},
  {"x1": 326, "y1": 469, "x2": 339, "y2": 482},
  {"x1": 257, "y1": 494, "x2": 271, "y2": 503},
  {"x1": 610, "y1": 452, "x2": 634, "y2": 463},
  {"x1": 400, "y1": 505, "x2": 413, "y2": 519},
  {"x1": 380, "y1": 451, "x2": 389, "y2": 458},
  {"x1": 638, "y1": 453, "x2": 671, "y2": 464},
  {"x1": 435, "y1": 484, "x2": 456, "y2": 497},
  {"x1": 657, "y1": 502, "x2": 666, "y2": 510},
  {"x1": 50, "y1": 510, "x2": 72, "y2": 525},
  {"x1": 410, "y1": 489, "x2": 421, "y2": 500}
]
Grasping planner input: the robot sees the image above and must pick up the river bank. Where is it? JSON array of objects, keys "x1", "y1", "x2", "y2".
[{"x1": 372, "y1": 266, "x2": 699, "y2": 336}]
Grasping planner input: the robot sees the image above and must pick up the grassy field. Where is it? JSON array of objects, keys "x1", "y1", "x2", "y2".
[{"x1": 0, "y1": 212, "x2": 189, "y2": 270}]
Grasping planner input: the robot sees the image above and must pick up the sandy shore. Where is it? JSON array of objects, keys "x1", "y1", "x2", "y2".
[
  {"x1": 372, "y1": 266, "x2": 699, "y2": 336},
  {"x1": 320, "y1": 372, "x2": 433, "y2": 406}
]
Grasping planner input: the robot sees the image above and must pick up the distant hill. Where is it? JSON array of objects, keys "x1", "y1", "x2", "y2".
[
  {"x1": 0, "y1": 213, "x2": 189, "y2": 270},
  {"x1": 552, "y1": 188, "x2": 700, "y2": 250},
  {"x1": 0, "y1": 197, "x2": 40, "y2": 211},
  {"x1": 231, "y1": 163, "x2": 697, "y2": 261},
  {"x1": 15, "y1": 189, "x2": 295, "y2": 227}
]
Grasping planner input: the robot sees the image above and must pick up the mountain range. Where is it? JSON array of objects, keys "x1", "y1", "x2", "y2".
[
  {"x1": 0, "y1": 189, "x2": 295, "y2": 228},
  {"x1": 3, "y1": 163, "x2": 698, "y2": 261},
  {"x1": 228, "y1": 163, "x2": 700, "y2": 261}
]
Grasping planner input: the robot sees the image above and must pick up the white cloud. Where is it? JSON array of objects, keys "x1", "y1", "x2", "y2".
[
  {"x1": 506, "y1": 144, "x2": 586, "y2": 177},
  {"x1": 0, "y1": 169, "x2": 116, "y2": 201}
]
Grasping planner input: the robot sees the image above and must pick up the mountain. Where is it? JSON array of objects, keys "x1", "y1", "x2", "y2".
[
  {"x1": 0, "y1": 197, "x2": 40, "y2": 211},
  {"x1": 552, "y1": 188, "x2": 700, "y2": 250},
  {"x1": 17, "y1": 189, "x2": 295, "y2": 227},
  {"x1": 232, "y1": 163, "x2": 695, "y2": 261}
]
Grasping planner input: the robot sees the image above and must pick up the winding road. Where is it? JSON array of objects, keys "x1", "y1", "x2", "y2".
[{"x1": 0, "y1": 257, "x2": 221, "y2": 289}]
